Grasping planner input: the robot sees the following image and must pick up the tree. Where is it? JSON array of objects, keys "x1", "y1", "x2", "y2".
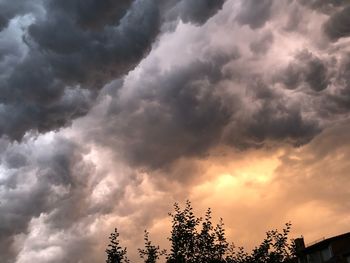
[
  {"x1": 138, "y1": 230, "x2": 166, "y2": 263},
  {"x1": 167, "y1": 201, "x2": 201, "y2": 263},
  {"x1": 226, "y1": 223, "x2": 296, "y2": 263},
  {"x1": 213, "y1": 218, "x2": 229, "y2": 262},
  {"x1": 106, "y1": 228, "x2": 129, "y2": 263},
  {"x1": 105, "y1": 202, "x2": 297, "y2": 263},
  {"x1": 196, "y1": 208, "x2": 216, "y2": 262}
]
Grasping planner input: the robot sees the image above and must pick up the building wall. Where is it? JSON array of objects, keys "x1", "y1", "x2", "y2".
[
  {"x1": 330, "y1": 236, "x2": 350, "y2": 262},
  {"x1": 298, "y1": 238, "x2": 350, "y2": 262}
]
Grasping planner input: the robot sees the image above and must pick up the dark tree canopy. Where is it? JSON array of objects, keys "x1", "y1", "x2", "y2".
[
  {"x1": 106, "y1": 228, "x2": 129, "y2": 263},
  {"x1": 138, "y1": 230, "x2": 166, "y2": 263},
  {"x1": 105, "y1": 201, "x2": 297, "y2": 263}
]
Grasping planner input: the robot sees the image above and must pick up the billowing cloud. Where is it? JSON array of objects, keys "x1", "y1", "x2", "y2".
[
  {"x1": 0, "y1": 135, "x2": 90, "y2": 262},
  {"x1": 249, "y1": 31, "x2": 274, "y2": 55},
  {"x1": 298, "y1": 0, "x2": 347, "y2": 13},
  {"x1": 236, "y1": 0, "x2": 273, "y2": 29},
  {"x1": 324, "y1": 5, "x2": 350, "y2": 41},
  {"x1": 0, "y1": 0, "x2": 41, "y2": 31},
  {"x1": 0, "y1": 0, "x2": 225, "y2": 140},
  {"x1": 171, "y1": 0, "x2": 225, "y2": 25},
  {"x1": 276, "y1": 50, "x2": 331, "y2": 92},
  {"x1": 2, "y1": 1, "x2": 350, "y2": 263}
]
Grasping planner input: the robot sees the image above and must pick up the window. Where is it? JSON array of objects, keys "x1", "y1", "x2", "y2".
[
  {"x1": 307, "y1": 252, "x2": 322, "y2": 263},
  {"x1": 320, "y1": 246, "x2": 332, "y2": 261},
  {"x1": 307, "y1": 247, "x2": 332, "y2": 263}
]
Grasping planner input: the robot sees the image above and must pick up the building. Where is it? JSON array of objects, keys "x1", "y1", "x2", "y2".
[{"x1": 295, "y1": 232, "x2": 350, "y2": 263}]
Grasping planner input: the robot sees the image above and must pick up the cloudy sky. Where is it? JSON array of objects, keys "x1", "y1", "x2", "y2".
[{"x1": 1, "y1": 0, "x2": 350, "y2": 262}]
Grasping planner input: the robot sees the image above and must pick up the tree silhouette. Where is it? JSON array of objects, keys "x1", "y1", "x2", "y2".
[
  {"x1": 213, "y1": 218, "x2": 229, "y2": 262},
  {"x1": 138, "y1": 230, "x2": 166, "y2": 263},
  {"x1": 196, "y1": 208, "x2": 216, "y2": 262},
  {"x1": 105, "y1": 201, "x2": 297, "y2": 263},
  {"x1": 106, "y1": 228, "x2": 129, "y2": 263},
  {"x1": 167, "y1": 201, "x2": 201, "y2": 263},
  {"x1": 226, "y1": 223, "x2": 296, "y2": 263}
]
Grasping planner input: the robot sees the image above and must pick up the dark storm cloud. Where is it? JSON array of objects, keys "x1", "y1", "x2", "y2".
[
  {"x1": 0, "y1": 0, "x2": 160, "y2": 140},
  {"x1": 225, "y1": 80, "x2": 320, "y2": 149},
  {"x1": 276, "y1": 50, "x2": 331, "y2": 92},
  {"x1": 0, "y1": 134, "x2": 134, "y2": 263},
  {"x1": 82, "y1": 48, "x2": 320, "y2": 170},
  {"x1": 174, "y1": 0, "x2": 225, "y2": 25},
  {"x1": 0, "y1": 1, "x2": 227, "y2": 262},
  {"x1": 159, "y1": 0, "x2": 225, "y2": 26},
  {"x1": 249, "y1": 31, "x2": 274, "y2": 55},
  {"x1": 0, "y1": 86, "x2": 94, "y2": 140},
  {"x1": 99, "y1": 58, "x2": 236, "y2": 169},
  {"x1": 321, "y1": 54, "x2": 350, "y2": 115},
  {"x1": 236, "y1": 0, "x2": 273, "y2": 29},
  {"x1": 0, "y1": 136, "x2": 89, "y2": 262},
  {"x1": 4, "y1": 1, "x2": 350, "y2": 262},
  {"x1": 46, "y1": 0, "x2": 134, "y2": 29},
  {"x1": 324, "y1": 5, "x2": 350, "y2": 41},
  {"x1": 0, "y1": 0, "x2": 226, "y2": 141},
  {"x1": 298, "y1": 0, "x2": 347, "y2": 14},
  {"x1": 283, "y1": 4, "x2": 303, "y2": 31},
  {"x1": 0, "y1": 0, "x2": 41, "y2": 31}
]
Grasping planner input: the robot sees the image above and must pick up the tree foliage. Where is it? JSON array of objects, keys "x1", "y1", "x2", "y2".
[
  {"x1": 167, "y1": 201, "x2": 201, "y2": 263},
  {"x1": 226, "y1": 222, "x2": 296, "y2": 263},
  {"x1": 138, "y1": 230, "x2": 166, "y2": 263},
  {"x1": 106, "y1": 228, "x2": 129, "y2": 263},
  {"x1": 105, "y1": 201, "x2": 297, "y2": 263}
]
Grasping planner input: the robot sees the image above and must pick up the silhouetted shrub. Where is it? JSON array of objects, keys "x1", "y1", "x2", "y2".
[{"x1": 105, "y1": 201, "x2": 296, "y2": 263}]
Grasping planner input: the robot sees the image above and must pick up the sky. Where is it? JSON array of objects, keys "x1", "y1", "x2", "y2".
[{"x1": 1, "y1": 0, "x2": 350, "y2": 262}]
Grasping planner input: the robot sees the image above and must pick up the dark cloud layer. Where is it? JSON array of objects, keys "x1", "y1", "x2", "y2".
[
  {"x1": 0, "y1": 0, "x2": 40, "y2": 31},
  {"x1": 0, "y1": 1, "x2": 226, "y2": 262},
  {"x1": 237, "y1": 0, "x2": 273, "y2": 29},
  {"x1": 84, "y1": 49, "x2": 320, "y2": 170},
  {"x1": 324, "y1": 5, "x2": 350, "y2": 41},
  {"x1": 0, "y1": 0, "x2": 160, "y2": 140},
  {"x1": 175, "y1": 0, "x2": 225, "y2": 25},
  {"x1": 249, "y1": 31, "x2": 274, "y2": 55},
  {"x1": 276, "y1": 50, "x2": 331, "y2": 92},
  {"x1": 103, "y1": 59, "x2": 234, "y2": 169},
  {"x1": 298, "y1": 0, "x2": 347, "y2": 13},
  {"x1": 2, "y1": 1, "x2": 350, "y2": 263},
  {"x1": 0, "y1": 137, "x2": 89, "y2": 262},
  {"x1": 0, "y1": 0, "x2": 225, "y2": 140}
]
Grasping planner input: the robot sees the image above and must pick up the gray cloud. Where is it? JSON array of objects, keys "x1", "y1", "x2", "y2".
[
  {"x1": 45, "y1": 0, "x2": 134, "y2": 30},
  {"x1": 323, "y1": 54, "x2": 350, "y2": 114},
  {"x1": 236, "y1": 0, "x2": 273, "y2": 29},
  {"x1": 0, "y1": 0, "x2": 225, "y2": 141},
  {"x1": 249, "y1": 31, "x2": 274, "y2": 55},
  {"x1": 225, "y1": 79, "x2": 320, "y2": 149},
  {"x1": 0, "y1": 0, "x2": 160, "y2": 140},
  {"x1": 0, "y1": 136, "x2": 89, "y2": 262},
  {"x1": 0, "y1": 0, "x2": 41, "y2": 31},
  {"x1": 276, "y1": 50, "x2": 331, "y2": 92},
  {"x1": 174, "y1": 0, "x2": 225, "y2": 25},
  {"x1": 3, "y1": 1, "x2": 350, "y2": 262},
  {"x1": 298, "y1": 0, "x2": 347, "y2": 14},
  {"x1": 92, "y1": 58, "x2": 236, "y2": 169},
  {"x1": 0, "y1": 131, "x2": 171, "y2": 263},
  {"x1": 159, "y1": 0, "x2": 225, "y2": 26},
  {"x1": 78, "y1": 49, "x2": 321, "y2": 170},
  {"x1": 0, "y1": 1, "x2": 227, "y2": 261},
  {"x1": 324, "y1": 5, "x2": 350, "y2": 41}
]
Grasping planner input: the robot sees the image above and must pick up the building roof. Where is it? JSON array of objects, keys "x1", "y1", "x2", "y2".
[{"x1": 303, "y1": 232, "x2": 350, "y2": 253}]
